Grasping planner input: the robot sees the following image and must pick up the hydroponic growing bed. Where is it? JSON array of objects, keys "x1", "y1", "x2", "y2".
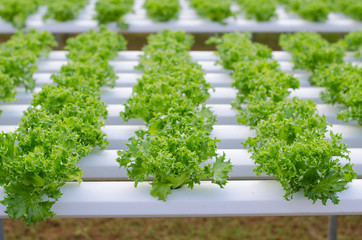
[
  {"x1": 0, "y1": 4, "x2": 362, "y2": 240},
  {"x1": 0, "y1": 50, "x2": 361, "y2": 219}
]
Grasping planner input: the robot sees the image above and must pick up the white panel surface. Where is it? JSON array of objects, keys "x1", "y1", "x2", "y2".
[
  {"x1": 0, "y1": 103, "x2": 357, "y2": 125},
  {"x1": 75, "y1": 149, "x2": 362, "y2": 180},
  {"x1": 1, "y1": 180, "x2": 362, "y2": 218},
  {"x1": 1, "y1": 124, "x2": 361, "y2": 149}
]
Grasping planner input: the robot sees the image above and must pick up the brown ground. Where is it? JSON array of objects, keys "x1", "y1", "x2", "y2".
[
  {"x1": 4, "y1": 216, "x2": 362, "y2": 240},
  {"x1": 0, "y1": 33, "x2": 347, "y2": 51}
]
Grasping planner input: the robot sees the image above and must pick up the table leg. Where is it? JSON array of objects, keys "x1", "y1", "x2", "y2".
[{"x1": 328, "y1": 215, "x2": 338, "y2": 240}]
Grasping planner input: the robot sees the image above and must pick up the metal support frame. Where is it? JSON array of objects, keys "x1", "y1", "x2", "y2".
[
  {"x1": 54, "y1": 34, "x2": 62, "y2": 50},
  {"x1": 0, "y1": 219, "x2": 5, "y2": 240},
  {"x1": 328, "y1": 215, "x2": 338, "y2": 240}
]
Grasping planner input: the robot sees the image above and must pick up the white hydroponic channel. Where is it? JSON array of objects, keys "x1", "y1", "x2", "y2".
[{"x1": 0, "y1": 0, "x2": 362, "y2": 33}]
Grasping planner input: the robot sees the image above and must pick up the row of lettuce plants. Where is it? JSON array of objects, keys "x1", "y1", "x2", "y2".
[
  {"x1": 0, "y1": 0, "x2": 135, "y2": 29},
  {"x1": 279, "y1": 31, "x2": 362, "y2": 124},
  {"x1": 117, "y1": 30, "x2": 232, "y2": 201},
  {"x1": 237, "y1": 0, "x2": 362, "y2": 22},
  {"x1": 207, "y1": 32, "x2": 356, "y2": 205},
  {"x1": 0, "y1": 28, "x2": 126, "y2": 225},
  {"x1": 193, "y1": 0, "x2": 362, "y2": 23},
  {"x1": 0, "y1": 29, "x2": 57, "y2": 113},
  {"x1": 0, "y1": 0, "x2": 88, "y2": 27},
  {"x1": 1, "y1": 0, "x2": 360, "y2": 28}
]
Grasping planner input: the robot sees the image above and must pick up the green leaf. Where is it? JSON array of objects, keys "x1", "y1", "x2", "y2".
[
  {"x1": 2, "y1": 181, "x2": 59, "y2": 226},
  {"x1": 211, "y1": 153, "x2": 232, "y2": 187},
  {"x1": 150, "y1": 182, "x2": 173, "y2": 201}
]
